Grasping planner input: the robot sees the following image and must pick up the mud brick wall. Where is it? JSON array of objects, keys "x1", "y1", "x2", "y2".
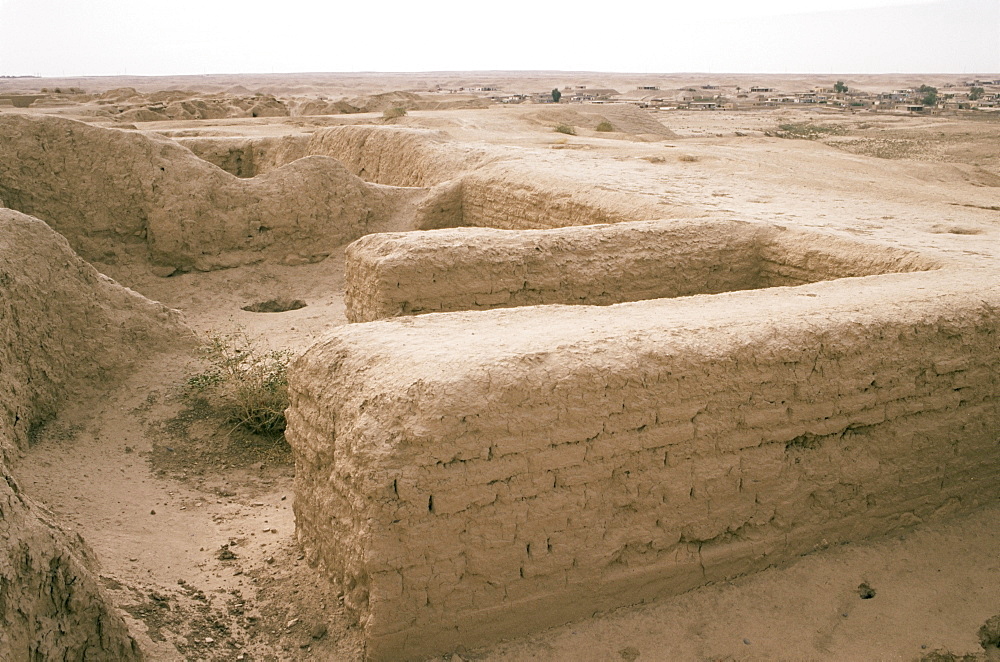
[
  {"x1": 288, "y1": 274, "x2": 1000, "y2": 660},
  {"x1": 344, "y1": 220, "x2": 938, "y2": 322}
]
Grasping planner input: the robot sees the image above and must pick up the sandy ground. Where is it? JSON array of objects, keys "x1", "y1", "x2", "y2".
[{"x1": 7, "y1": 72, "x2": 1000, "y2": 661}]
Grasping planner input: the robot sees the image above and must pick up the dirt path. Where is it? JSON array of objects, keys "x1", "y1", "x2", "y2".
[{"x1": 20, "y1": 347, "x2": 363, "y2": 661}]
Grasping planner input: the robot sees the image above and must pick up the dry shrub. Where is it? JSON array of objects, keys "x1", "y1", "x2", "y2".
[
  {"x1": 769, "y1": 122, "x2": 845, "y2": 140},
  {"x1": 678, "y1": 154, "x2": 699, "y2": 162},
  {"x1": 595, "y1": 120, "x2": 614, "y2": 132},
  {"x1": 554, "y1": 124, "x2": 576, "y2": 135},
  {"x1": 383, "y1": 107, "x2": 407, "y2": 119},
  {"x1": 186, "y1": 329, "x2": 292, "y2": 436}
]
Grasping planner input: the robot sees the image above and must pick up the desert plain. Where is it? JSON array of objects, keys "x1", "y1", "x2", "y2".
[{"x1": 1, "y1": 71, "x2": 999, "y2": 661}]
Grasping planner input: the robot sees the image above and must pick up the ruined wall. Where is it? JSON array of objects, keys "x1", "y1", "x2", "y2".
[
  {"x1": 176, "y1": 126, "x2": 677, "y2": 236},
  {"x1": 458, "y1": 167, "x2": 667, "y2": 231},
  {"x1": 303, "y1": 125, "x2": 492, "y2": 187},
  {"x1": 0, "y1": 115, "x2": 419, "y2": 272},
  {"x1": 177, "y1": 135, "x2": 312, "y2": 178},
  {"x1": 289, "y1": 273, "x2": 1000, "y2": 660},
  {"x1": 344, "y1": 220, "x2": 939, "y2": 322},
  {"x1": 0, "y1": 209, "x2": 190, "y2": 660}
]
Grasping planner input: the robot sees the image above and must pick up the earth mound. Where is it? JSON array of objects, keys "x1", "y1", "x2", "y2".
[{"x1": 527, "y1": 104, "x2": 679, "y2": 138}]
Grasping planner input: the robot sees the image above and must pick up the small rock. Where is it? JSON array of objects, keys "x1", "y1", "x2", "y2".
[
  {"x1": 287, "y1": 618, "x2": 299, "y2": 629},
  {"x1": 858, "y1": 582, "x2": 877, "y2": 599},
  {"x1": 743, "y1": 638, "x2": 751, "y2": 645},
  {"x1": 204, "y1": 637, "x2": 214, "y2": 644},
  {"x1": 150, "y1": 265, "x2": 177, "y2": 278},
  {"x1": 150, "y1": 509, "x2": 156, "y2": 515},
  {"x1": 311, "y1": 623, "x2": 328, "y2": 640},
  {"x1": 265, "y1": 556, "x2": 275, "y2": 564},
  {"x1": 280, "y1": 253, "x2": 310, "y2": 266},
  {"x1": 217, "y1": 546, "x2": 237, "y2": 561}
]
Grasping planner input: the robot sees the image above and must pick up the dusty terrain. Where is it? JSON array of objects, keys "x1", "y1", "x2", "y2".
[{"x1": 1, "y1": 72, "x2": 998, "y2": 661}]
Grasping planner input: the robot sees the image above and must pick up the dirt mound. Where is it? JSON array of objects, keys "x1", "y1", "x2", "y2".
[
  {"x1": 0, "y1": 115, "x2": 421, "y2": 271},
  {"x1": 288, "y1": 98, "x2": 366, "y2": 116},
  {"x1": 527, "y1": 104, "x2": 678, "y2": 138},
  {"x1": 345, "y1": 90, "x2": 422, "y2": 113},
  {"x1": 100, "y1": 91, "x2": 291, "y2": 122},
  {"x1": 0, "y1": 208, "x2": 190, "y2": 660}
]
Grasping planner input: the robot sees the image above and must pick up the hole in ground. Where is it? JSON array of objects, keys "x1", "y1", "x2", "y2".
[{"x1": 242, "y1": 299, "x2": 306, "y2": 313}]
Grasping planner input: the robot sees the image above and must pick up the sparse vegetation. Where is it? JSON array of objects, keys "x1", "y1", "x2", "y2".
[
  {"x1": 678, "y1": 154, "x2": 699, "y2": 162},
  {"x1": 185, "y1": 329, "x2": 292, "y2": 437},
  {"x1": 554, "y1": 124, "x2": 576, "y2": 135},
  {"x1": 918, "y1": 84, "x2": 939, "y2": 106},
  {"x1": 969, "y1": 86, "x2": 984, "y2": 101},
  {"x1": 595, "y1": 120, "x2": 614, "y2": 132},
  {"x1": 383, "y1": 106, "x2": 407, "y2": 119},
  {"x1": 834, "y1": 80, "x2": 848, "y2": 94},
  {"x1": 551, "y1": 88, "x2": 561, "y2": 103},
  {"x1": 769, "y1": 122, "x2": 846, "y2": 140}
]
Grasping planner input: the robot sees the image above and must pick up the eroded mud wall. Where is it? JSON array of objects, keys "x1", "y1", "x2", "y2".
[
  {"x1": 459, "y1": 167, "x2": 663, "y2": 230},
  {"x1": 343, "y1": 220, "x2": 939, "y2": 322},
  {"x1": 0, "y1": 209, "x2": 189, "y2": 660},
  {"x1": 0, "y1": 115, "x2": 416, "y2": 272},
  {"x1": 176, "y1": 135, "x2": 313, "y2": 178},
  {"x1": 344, "y1": 220, "x2": 763, "y2": 321},
  {"x1": 288, "y1": 274, "x2": 1000, "y2": 660},
  {"x1": 178, "y1": 125, "x2": 673, "y2": 235},
  {"x1": 304, "y1": 125, "x2": 490, "y2": 187}
]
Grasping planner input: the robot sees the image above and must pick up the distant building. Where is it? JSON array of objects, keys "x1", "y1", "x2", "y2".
[{"x1": 569, "y1": 88, "x2": 620, "y2": 102}]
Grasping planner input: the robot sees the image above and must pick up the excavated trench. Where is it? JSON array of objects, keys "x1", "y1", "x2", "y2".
[
  {"x1": 0, "y1": 115, "x2": 660, "y2": 660},
  {"x1": 2, "y1": 113, "x2": 998, "y2": 661}
]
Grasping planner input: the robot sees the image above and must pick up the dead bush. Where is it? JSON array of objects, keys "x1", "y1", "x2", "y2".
[{"x1": 185, "y1": 329, "x2": 292, "y2": 437}]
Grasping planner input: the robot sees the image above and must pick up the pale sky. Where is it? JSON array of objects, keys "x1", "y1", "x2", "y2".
[{"x1": 0, "y1": 0, "x2": 996, "y2": 76}]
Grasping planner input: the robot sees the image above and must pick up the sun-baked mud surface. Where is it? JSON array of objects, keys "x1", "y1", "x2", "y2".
[{"x1": 2, "y1": 71, "x2": 999, "y2": 661}]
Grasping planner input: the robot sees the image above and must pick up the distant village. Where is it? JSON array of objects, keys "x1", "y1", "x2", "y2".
[{"x1": 441, "y1": 79, "x2": 1000, "y2": 114}]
